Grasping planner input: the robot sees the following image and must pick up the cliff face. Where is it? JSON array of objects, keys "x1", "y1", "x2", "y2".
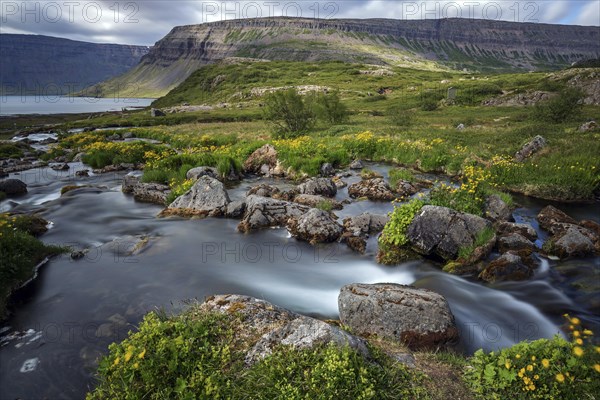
[
  {"x1": 93, "y1": 17, "x2": 600, "y2": 98},
  {"x1": 0, "y1": 34, "x2": 149, "y2": 95}
]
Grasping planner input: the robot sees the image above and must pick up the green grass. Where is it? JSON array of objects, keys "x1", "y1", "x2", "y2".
[{"x1": 0, "y1": 214, "x2": 66, "y2": 319}]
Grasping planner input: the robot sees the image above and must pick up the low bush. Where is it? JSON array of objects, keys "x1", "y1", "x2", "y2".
[
  {"x1": 380, "y1": 199, "x2": 425, "y2": 247},
  {"x1": 87, "y1": 307, "x2": 428, "y2": 400},
  {"x1": 464, "y1": 315, "x2": 600, "y2": 400},
  {"x1": 533, "y1": 88, "x2": 584, "y2": 123},
  {"x1": 264, "y1": 88, "x2": 316, "y2": 138}
]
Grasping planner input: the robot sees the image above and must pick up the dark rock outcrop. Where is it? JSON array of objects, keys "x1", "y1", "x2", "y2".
[
  {"x1": 406, "y1": 205, "x2": 493, "y2": 261},
  {"x1": 496, "y1": 221, "x2": 537, "y2": 241},
  {"x1": 338, "y1": 283, "x2": 459, "y2": 350},
  {"x1": 243, "y1": 144, "x2": 282, "y2": 175}
]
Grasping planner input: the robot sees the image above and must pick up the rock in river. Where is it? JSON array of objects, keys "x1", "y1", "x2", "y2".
[
  {"x1": 238, "y1": 195, "x2": 308, "y2": 233},
  {"x1": 338, "y1": 283, "x2": 459, "y2": 350},
  {"x1": 297, "y1": 177, "x2": 337, "y2": 197},
  {"x1": 348, "y1": 178, "x2": 395, "y2": 201},
  {"x1": 0, "y1": 178, "x2": 27, "y2": 196},
  {"x1": 406, "y1": 205, "x2": 493, "y2": 261},
  {"x1": 167, "y1": 175, "x2": 230, "y2": 217},
  {"x1": 287, "y1": 208, "x2": 343, "y2": 244}
]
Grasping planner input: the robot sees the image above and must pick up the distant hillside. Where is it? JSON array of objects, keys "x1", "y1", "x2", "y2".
[
  {"x1": 0, "y1": 34, "x2": 149, "y2": 95},
  {"x1": 91, "y1": 17, "x2": 600, "y2": 98}
]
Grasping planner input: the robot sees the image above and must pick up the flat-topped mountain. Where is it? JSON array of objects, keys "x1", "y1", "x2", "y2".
[
  {"x1": 91, "y1": 17, "x2": 600, "y2": 98},
  {"x1": 0, "y1": 34, "x2": 149, "y2": 95}
]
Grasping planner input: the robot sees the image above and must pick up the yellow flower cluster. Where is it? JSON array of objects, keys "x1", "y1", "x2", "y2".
[{"x1": 112, "y1": 346, "x2": 146, "y2": 369}]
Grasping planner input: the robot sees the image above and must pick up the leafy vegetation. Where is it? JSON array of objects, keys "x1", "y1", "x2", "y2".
[
  {"x1": 0, "y1": 213, "x2": 65, "y2": 319},
  {"x1": 380, "y1": 199, "x2": 425, "y2": 247},
  {"x1": 263, "y1": 88, "x2": 316, "y2": 138},
  {"x1": 87, "y1": 307, "x2": 428, "y2": 400},
  {"x1": 534, "y1": 88, "x2": 584, "y2": 123},
  {"x1": 464, "y1": 315, "x2": 600, "y2": 400}
]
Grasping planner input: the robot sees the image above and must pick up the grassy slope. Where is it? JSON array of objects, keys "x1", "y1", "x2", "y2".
[{"x1": 47, "y1": 62, "x2": 600, "y2": 201}]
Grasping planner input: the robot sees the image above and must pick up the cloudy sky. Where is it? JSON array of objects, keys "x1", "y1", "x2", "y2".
[{"x1": 1, "y1": 0, "x2": 599, "y2": 45}]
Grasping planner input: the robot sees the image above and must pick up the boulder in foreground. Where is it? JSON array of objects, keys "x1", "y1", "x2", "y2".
[{"x1": 338, "y1": 283, "x2": 459, "y2": 350}]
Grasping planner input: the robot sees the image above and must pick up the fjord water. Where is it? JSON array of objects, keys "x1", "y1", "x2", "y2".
[
  {"x1": 0, "y1": 96, "x2": 154, "y2": 116},
  {"x1": 0, "y1": 165, "x2": 598, "y2": 399}
]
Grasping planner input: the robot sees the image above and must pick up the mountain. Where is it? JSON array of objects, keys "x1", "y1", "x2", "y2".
[
  {"x1": 90, "y1": 17, "x2": 600, "y2": 98},
  {"x1": 0, "y1": 34, "x2": 149, "y2": 95}
]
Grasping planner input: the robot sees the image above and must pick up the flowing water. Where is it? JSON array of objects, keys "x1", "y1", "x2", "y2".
[{"x1": 0, "y1": 161, "x2": 598, "y2": 399}]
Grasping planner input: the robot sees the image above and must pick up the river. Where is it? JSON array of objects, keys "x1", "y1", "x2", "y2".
[
  {"x1": 0, "y1": 160, "x2": 598, "y2": 399},
  {"x1": 0, "y1": 97, "x2": 154, "y2": 116}
]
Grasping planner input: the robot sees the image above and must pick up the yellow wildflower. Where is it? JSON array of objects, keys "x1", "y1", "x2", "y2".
[
  {"x1": 505, "y1": 361, "x2": 511, "y2": 369},
  {"x1": 124, "y1": 351, "x2": 133, "y2": 362},
  {"x1": 573, "y1": 346, "x2": 584, "y2": 357},
  {"x1": 594, "y1": 364, "x2": 600, "y2": 373},
  {"x1": 583, "y1": 329, "x2": 593, "y2": 335},
  {"x1": 541, "y1": 359, "x2": 550, "y2": 368},
  {"x1": 531, "y1": 356, "x2": 536, "y2": 361},
  {"x1": 113, "y1": 357, "x2": 120, "y2": 366},
  {"x1": 138, "y1": 349, "x2": 146, "y2": 359},
  {"x1": 555, "y1": 373, "x2": 565, "y2": 383},
  {"x1": 571, "y1": 317, "x2": 580, "y2": 325},
  {"x1": 573, "y1": 331, "x2": 580, "y2": 337},
  {"x1": 575, "y1": 338, "x2": 583, "y2": 345},
  {"x1": 527, "y1": 365, "x2": 533, "y2": 372}
]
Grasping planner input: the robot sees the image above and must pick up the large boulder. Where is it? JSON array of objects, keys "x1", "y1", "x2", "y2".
[
  {"x1": 287, "y1": 208, "x2": 343, "y2": 244},
  {"x1": 150, "y1": 108, "x2": 165, "y2": 117},
  {"x1": 122, "y1": 175, "x2": 170, "y2": 205},
  {"x1": 199, "y1": 294, "x2": 369, "y2": 366},
  {"x1": 514, "y1": 135, "x2": 546, "y2": 162},
  {"x1": 0, "y1": 178, "x2": 27, "y2": 196},
  {"x1": 338, "y1": 283, "x2": 459, "y2": 350},
  {"x1": 348, "y1": 178, "x2": 395, "y2": 201},
  {"x1": 484, "y1": 194, "x2": 512, "y2": 222},
  {"x1": 406, "y1": 205, "x2": 493, "y2": 261},
  {"x1": 243, "y1": 144, "x2": 281, "y2": 175},
  {"x1": 238, "y1": 195, "x2": 308, "y2": 233},
  {"x1": 479, "y1": 253, "x2": 533, "y2": 283},
  {"x1": 225, "y1": 200, "x2": 246, "y2": 219},
  {"x1": 186, "y1": 166, "x2": 218, "y2": 180},
  {"x1": 297, "y1": 177, "x2": 337, "y2": 197},
  {"x1": 167, "y1": 176, "x2": 230, "y2": 216},
  {"x1": 394, "y1": 180, "x2": 419, "y2": 197}
]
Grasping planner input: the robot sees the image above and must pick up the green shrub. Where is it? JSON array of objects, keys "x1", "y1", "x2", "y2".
[
  {"x1": 380, "y1": 199, "x2": 425, "y2": 247},
  {"x1": 87, "y1": 308, "x2": 428, "y2": 400},
  {"x1": 464, "y1": 316, "x2": 600, "y2": 400},
  {"x1": 312, "y1": 90, "x2": 349, "y2": 124},
  {"x1": 264, "y1": 88, "x2": 316, "y2": 138},
  {"x1": 533, "y1": 88, "x2": 584, "y2": 123},
  {"x1": 244, "y1": 344, "x2": 427, "y2": 400}
]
